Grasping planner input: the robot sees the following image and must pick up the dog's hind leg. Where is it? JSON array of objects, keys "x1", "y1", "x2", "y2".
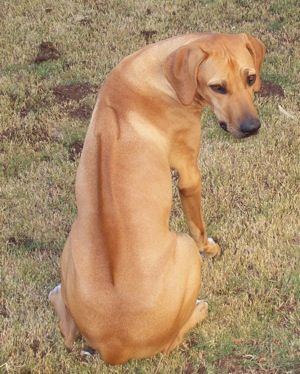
[
  {"x1": 164, "y1": 300, "x2": 208, "y2": 353},
  {"x1": 49, "y1": 284, "x2": 79, "y2": 349}
]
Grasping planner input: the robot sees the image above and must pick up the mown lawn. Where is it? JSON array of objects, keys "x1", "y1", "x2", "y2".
[{"x1": 1, "y1": 1, "x2": 299, "y2": 373}]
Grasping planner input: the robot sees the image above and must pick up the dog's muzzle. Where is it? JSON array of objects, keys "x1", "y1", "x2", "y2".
[{"x1": 219, "y1": 118, "x2": 261, "y2": 138}]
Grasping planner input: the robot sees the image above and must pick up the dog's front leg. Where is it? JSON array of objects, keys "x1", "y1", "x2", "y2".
[{"x1": 177, "y1": 167, "x2": 221, "y2": 257}]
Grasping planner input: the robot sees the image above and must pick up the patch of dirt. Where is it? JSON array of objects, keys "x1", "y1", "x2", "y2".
[
  {"x1": 68, "y1": 140, "x2": 83, "y2": 161},
  {"x1": 258, "y1": 80, "x2": 284, "y2": 97},
  {"x1": 53, "y1": 82, "x2": 98, "y2": 102},
  {"x1": 34, "y1": 41, "x2": 60, "y2": 64},
  {"x1": 68, "y1": 104, "x2": 92, "y2": 121},
  {"x1": 141, "y1": 30, "x2": 157, "y2": 44}
]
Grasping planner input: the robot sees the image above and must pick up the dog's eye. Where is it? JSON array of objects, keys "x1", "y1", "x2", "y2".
[
  {"x1": 209, "y1": 84, "x2": 227, "y2": 94},
  {"x1": 247, "y1": 74, "x2": 256, "y2": 86}
]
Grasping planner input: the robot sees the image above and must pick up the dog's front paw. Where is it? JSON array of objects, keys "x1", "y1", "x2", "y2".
[{"x1": 202, "y1": 238, "x2": 221, "y2": 257}]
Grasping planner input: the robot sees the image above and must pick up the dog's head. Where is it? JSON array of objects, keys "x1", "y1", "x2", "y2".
[{"x1": 164, "y1": 33, "x2": 265, "y2": 138}]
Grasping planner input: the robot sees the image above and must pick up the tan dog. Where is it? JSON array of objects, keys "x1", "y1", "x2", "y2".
[{"x1": 49, "y1": 33, "x2": 265, "y2": 364}]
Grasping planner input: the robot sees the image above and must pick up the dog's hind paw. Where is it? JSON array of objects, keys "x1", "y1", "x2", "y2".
[{"x1": 80, "y1": 346, "x2": 97, "y2": 359}]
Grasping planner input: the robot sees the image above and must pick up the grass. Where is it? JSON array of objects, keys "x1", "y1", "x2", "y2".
[{"x1": 1, "y1": 0, "x2": 299, "y2": 373}]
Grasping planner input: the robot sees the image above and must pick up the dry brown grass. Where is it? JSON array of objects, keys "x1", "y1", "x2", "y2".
[{"x1": 1, "y1": 1, "x2": 299, "y2": 373}]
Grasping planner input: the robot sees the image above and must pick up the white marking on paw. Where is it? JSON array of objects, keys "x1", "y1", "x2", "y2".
[
  {"x1": 80, "y1": 348, "x2": 96, "y2": 358},
  {"x1": 81, "y1": 351, "x2": 92, "y2": 357}
]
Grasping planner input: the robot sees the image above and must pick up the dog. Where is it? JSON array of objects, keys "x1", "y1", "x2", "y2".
[{"x1": 49, "y1": 32, "x2": 265, "y2": 364}]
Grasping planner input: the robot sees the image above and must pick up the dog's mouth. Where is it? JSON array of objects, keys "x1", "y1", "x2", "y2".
[
  {"x1": 241, "y1": 128, "x2": 259, "y2": 137},
  {"x1": 219, "y1": 121, "x2": 229, "y2": 132},
  {"x1": 219, "y1": 122, "x2": 260, "y2": 138}
]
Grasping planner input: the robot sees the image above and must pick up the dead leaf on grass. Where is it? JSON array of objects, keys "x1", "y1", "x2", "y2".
[{"x1": 278, "y1": 105, "x2": 296, "y2": 119}]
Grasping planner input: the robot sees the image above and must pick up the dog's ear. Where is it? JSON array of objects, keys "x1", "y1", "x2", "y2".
[
  {"x1": 244, "y1": 34, "x2": 266, "y2": 92},
  {"x1": 164, "y1": 43, "x2": 207, "y2": 105}
]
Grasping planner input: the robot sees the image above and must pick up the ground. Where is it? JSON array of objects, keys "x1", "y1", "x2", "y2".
[{"x1": 0, "y1": 1, "x2": 299, "y2": 373}]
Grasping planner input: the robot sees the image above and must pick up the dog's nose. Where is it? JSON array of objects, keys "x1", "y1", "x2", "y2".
[{"x1": 240, "y1": 118, "x2": 261, "y2": 135}]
